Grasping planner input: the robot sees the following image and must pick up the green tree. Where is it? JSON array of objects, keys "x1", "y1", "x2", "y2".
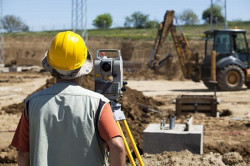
[
  {"x1": 124, "y1": 11, "x2": 149, "y2": 28},
  {"x1": 93, "y1": 13, "x2": 112, "y2": 29},
  {"x1": 2, "y1": 15, "x2": 29, "y2": 33},
  {"x1": 179, "y1": 9, "x2": 199, "y2": 25},
  {"x1": 202, "y1": 5, "x2": 225, "y2": 24},
  {"x1": 145, "y1": 20, "x2": 159, "y2": 28}
]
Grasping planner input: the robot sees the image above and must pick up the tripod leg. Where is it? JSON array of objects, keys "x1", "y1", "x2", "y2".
[
  {"x1": 116, "y1": 121, "x2": 136, "y2": 166},
  {"x1": 122, "y1": 120, "x2": 144, "y2": 166}
]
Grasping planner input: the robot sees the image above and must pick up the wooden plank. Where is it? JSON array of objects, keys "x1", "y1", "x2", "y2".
[
  {"x1": 176, "y1": 98, "x2": 181, "y2": 117},
  {"x1": 179, "y1": 99, "x2": 213, "y2": 104},
  {"x1": 180, "y1": 105, "x2": 212, "y2": 111}
]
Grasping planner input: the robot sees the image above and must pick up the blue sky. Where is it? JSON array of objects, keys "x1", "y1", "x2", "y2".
[{"x1": 3, "y1": 0, "x2": 250, "y2": 31}]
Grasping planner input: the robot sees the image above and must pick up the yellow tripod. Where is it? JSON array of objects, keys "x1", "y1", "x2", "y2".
[{"x1": 111, "y1": 102, "x2": 144, "y2": 166}]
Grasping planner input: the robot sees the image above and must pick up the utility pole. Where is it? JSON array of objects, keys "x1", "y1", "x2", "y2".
[
  {"x1": 210, "y1": 0, "x2": 213, "y2": 30},
  {"x1": 71, "y1": 0, "x2": 88, "y2": 44},
  {"x1": 0, "y1": 0, "x2": 4, "y2": 67},
  {"x1": 224, "y1": 0, "x2": 228, "y2": 29}
]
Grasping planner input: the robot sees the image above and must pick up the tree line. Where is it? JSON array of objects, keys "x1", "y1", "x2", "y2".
[{"x1": 3, "y1": 5, "x2": 227, "y2": 33}]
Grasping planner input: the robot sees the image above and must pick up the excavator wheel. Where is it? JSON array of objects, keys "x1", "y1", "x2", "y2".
[{"x1": 217, "y1": 65, "x2": 245, "y2": 91}]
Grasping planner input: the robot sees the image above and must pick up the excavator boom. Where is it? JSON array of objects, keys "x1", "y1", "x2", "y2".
[
  {"x1": 148, "y1": 11, "x2": 174, "y2": 69},
  {"x1": 148, "y1": 10, "x2": 200, "y2": 81}
]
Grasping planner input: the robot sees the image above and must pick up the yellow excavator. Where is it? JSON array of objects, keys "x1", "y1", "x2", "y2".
[{"x1": 148, "y1": 10, "x2": 250, "y2": 91}]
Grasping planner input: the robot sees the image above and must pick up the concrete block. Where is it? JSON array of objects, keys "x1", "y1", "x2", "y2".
[{"x1": 143, "y1": 123, "x2": 203, "y2": 154}]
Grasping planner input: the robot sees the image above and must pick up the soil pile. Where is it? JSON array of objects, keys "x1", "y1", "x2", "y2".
[
  {"x1": 124, "y1": 60, "x2": 185, "y2": 81},
  {"x1": 134, "y1": 150, "x2": 247, "y2": 166},
  {"x1": 0, "y1": 146, "x2": 17, "y2": 164},
  {"x1": 4, "y1": 35, "x2": 200, "y2": 76},
  {"x1": 2, "y1": 73, "x2": 250, "y2": 164},
  {"x1": 2, "y1": 73, "x2": 165, "y2": 152},
  {"x1": 175, "y1": 113, "x2": 250, "y2": 163},
  {"x1": 120, "y1": 86, "x2": 164, "y2": 151}
]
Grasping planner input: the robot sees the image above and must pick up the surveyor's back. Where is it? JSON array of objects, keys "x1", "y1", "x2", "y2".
[{"x1": 26, "y1": 81, "x2": 109, "y2": 166}]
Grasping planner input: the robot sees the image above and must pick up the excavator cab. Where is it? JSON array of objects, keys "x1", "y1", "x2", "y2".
[
  {"x1": 202, "y1": 29, "x2": 250, "y2": 90},
  {"x1": 205, "y1": 29, "x2": 249, "y2": 64}
]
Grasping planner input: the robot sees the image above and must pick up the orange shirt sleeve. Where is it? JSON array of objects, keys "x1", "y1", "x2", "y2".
[
  {"x1": 11, "y1": 110, "x2": 29, "y2": 152},
  {"x1": 98, "y1": 103, "x2": 121, "y2": 142}
]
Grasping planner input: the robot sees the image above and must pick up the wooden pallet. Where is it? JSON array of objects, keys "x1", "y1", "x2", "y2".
[{"x1": 174, "y1": 95, "x2": 218, "y2": 117}]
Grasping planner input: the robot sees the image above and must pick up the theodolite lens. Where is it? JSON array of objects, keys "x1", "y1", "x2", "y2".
[{"x1": 102, "y1": 62, "x2": 111, "y2": 72}]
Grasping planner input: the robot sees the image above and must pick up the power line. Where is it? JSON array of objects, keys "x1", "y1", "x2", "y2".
[
  {"x1": 210, "y1": 0, "x2": 213, "y2": 30},
  {"x1": 0, "y1": 0, "x2": 4, "y2": 67},
  {"x1": 224, "y1": 0, "x2": 227, "y2": 29},
  {"x1": 71, "y1": 0, "x2": 88, "y2": 44}
]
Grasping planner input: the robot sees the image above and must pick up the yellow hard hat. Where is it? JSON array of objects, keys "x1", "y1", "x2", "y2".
[
  {"x1": 42, "y1": 31, "x2": 93, "y2": 79},
  {"x1": 47, "y1": 31, "x2": 88, "y2": 71}
]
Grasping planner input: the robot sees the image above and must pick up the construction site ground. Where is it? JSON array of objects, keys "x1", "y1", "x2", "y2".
[
  {"x1": 0, "y1": 35, "x2": 250, "y2": 165},
  {"x1": 0, "y1": 71, "x2": 249, "y2": 165}
]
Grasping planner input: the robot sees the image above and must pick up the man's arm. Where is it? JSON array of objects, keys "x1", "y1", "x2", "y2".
[
  {"x1": 108, "y1": 136, "x2": 126, "y2": 166},
  {"x1": 11, "y1": 110, "x2": 30, "y2": 166},
  {"x1": 98, "y1": 102, "x2": 126, "y2": 165},
  {"x1": 18, "y1": 150, "x2": 30, "y2": 166}
]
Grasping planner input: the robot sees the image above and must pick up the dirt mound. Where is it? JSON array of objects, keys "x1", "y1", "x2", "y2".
[
  {"x1": 124, "y1": 60, "x2": 185, "y2": 81},
  {"x1": 174, "y1": 113, "x2": 250, "y2": 163},
  {"x1": 4, "y1": 35, "x2": 52, "y2": 66},
  {"x1": 3, "y1": 74, "x2": 250, "y2": 163},
  {"x1": 135, "y1": 150, "x2": 247, "y2": 166},
  {"x1": 120, "y1": 86, "x2": 164, "y2": 151},
  {"x1": 1, "y1": 147, "x2": 247, "y2": 166},
  {"x1": 0, "y1": 146, "x2": 17, "y2": 164},
  {"x1": 222, "y1": 152, "x2": 245, "y2": 165},
  {"x1": 2, "y1": 73, "x2": 165, "y2": 152},
  {"x1": 4, "y1": 35, "x2": 189, "y2": 81}
]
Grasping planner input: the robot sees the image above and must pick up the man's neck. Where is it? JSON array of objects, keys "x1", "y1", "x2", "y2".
[{"x1": 56, "y1": 77, "x2": 82, "y2": 86}]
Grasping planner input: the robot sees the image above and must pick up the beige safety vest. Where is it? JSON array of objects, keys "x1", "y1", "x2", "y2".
[{"x1": 25, "y1": 81, "x2": 109, "y2": 166}]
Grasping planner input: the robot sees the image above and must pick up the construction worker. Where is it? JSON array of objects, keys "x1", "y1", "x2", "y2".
[{"x1": 11, "y1": 31, "x2": 126, "y2": 166}]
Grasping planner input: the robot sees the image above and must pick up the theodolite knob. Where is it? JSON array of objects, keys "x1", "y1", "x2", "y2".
[{"x1": 121, "y1": 87, "x2": 126, "y2": 92}]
